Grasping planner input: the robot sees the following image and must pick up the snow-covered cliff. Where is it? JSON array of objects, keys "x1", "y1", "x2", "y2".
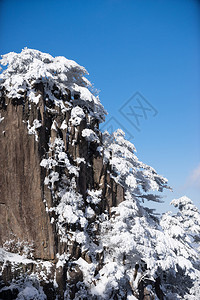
[{"x1": 0, "y1": 48, "x2": 199, "y2": 299}]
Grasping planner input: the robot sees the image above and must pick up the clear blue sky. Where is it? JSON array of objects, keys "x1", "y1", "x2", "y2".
[{"x1": 1, "y1": 0, "x2": 199, "y2": 212}]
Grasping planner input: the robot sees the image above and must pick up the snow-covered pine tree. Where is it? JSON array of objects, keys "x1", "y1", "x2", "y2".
[{"x1": 103, "y1": 129, "x2": 169, "y2": 202}]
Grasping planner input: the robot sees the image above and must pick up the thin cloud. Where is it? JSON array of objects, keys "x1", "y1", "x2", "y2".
[{"x1": 186, "y1": 164, "x2": 200, "y2": 189}]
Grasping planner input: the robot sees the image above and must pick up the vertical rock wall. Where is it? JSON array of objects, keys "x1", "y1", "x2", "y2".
[{"x1": 0, "y1": 96, "x2": 55, "y2": 260}]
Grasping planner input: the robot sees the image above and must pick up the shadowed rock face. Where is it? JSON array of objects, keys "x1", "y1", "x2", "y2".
[{"x1": 0, "y1": 95, "x2": 55, "y2": 260}]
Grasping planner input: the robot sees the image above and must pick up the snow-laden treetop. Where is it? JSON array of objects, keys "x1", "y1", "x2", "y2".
[{"x1": 0, "y1": 48, "x2": 106, "y2": 122}]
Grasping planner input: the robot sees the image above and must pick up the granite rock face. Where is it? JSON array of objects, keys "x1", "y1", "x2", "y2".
[{"x1": 0, "y1": 94, "x2": 55, "y2": 260}]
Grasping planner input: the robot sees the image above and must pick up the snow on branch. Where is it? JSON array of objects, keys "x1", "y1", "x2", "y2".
[{"x1": 102, "y1": 129, "x2": 170, "y2": 203}]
